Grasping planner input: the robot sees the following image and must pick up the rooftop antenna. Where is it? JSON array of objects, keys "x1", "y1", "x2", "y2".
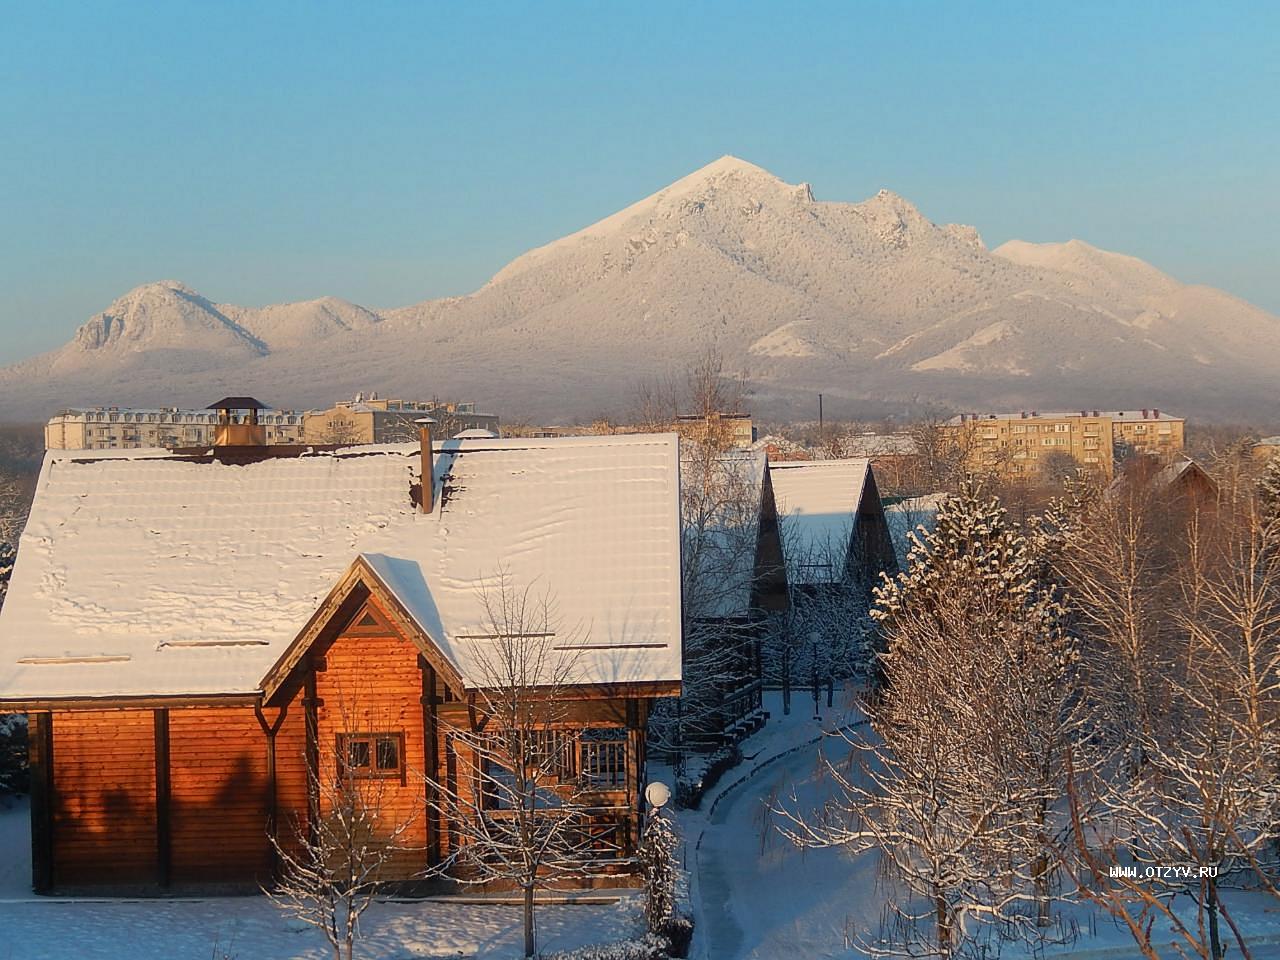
[{"x1": 819, "y1": 393, "x2": 824, "y2": 434}]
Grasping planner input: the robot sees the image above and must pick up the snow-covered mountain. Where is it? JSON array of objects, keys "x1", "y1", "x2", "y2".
[{"x1": 3, "y1": 155, "x2": 1279, "y2": 422}]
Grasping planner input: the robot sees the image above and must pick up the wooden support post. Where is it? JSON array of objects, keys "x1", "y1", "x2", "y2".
[
  {"x1": 254, "y1": 704, "x2": 286, "y2": 880},
  {"x1": 419, "y1": 656, "x2": 442, "y2": 865},
  {"x1": 153, "y1": 708, "x2": 172, "y2": 889},
  {"x1": 303, "y1": 670, "x2": 321, "y2": 835},
  {"x1": 626, "y1": 699, "x2": 642, "y2": 852},
  {"x1": 28, "y1": 712, "x2": 55, "y2": 894}
]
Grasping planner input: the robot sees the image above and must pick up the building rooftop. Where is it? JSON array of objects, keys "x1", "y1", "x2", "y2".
[
  {"x1": 948, "y1": 408, "x2": 1181, "y2": 425},
  {"x1": 0, "y1": 434, "x2": 682, "y2": 701},
  {"x1": 768, "y1": 458, "x2": 872, "y2": 585}
]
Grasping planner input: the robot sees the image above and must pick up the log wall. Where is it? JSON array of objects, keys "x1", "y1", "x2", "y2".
[
  {"x1": 168, "y1": 706, "x2": 272, "y2": 884},
  {"x1": 50, "y1": 710, "x2": 158, "y2": 886}
]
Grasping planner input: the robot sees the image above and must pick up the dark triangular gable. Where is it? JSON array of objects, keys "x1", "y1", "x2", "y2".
[
  {"x1": 750, "y1": 466, "x2": 791, "y2": 613},
  {"x1": 260, "y1": 556, "x2": 466, "y2": 705},
  {"x1": 847, "y1": 464, "x2": 899, "y2": 584}
]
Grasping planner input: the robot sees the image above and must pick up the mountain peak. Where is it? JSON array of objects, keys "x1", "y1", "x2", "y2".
[{"x1": 687, "y1": 154, "x2": 776, "y2": 179}]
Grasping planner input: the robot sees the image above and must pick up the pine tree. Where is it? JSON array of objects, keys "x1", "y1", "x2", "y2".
[{"x1": 780, "y1": 479, "x2": 1078, "y2": 956}]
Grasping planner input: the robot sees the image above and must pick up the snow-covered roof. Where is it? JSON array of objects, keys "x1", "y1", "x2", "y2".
[
  {"x1": 0, "y1": 434, "x2": 682, "y2": 702},
  {"x1": 769, "y1": 459, "x2": 871, "y2": 584}
]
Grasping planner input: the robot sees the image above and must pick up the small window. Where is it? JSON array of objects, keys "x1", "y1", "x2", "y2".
[{"x1": 338, "y1": 732, "x2": 405, "y2": 782}]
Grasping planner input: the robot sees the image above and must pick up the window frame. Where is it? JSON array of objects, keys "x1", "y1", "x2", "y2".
[{"x1": 337, "y1": 731, "x2": 407, "y2": 784}]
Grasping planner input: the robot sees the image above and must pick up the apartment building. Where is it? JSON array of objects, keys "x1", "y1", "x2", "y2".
[
  {"x1": 45, "y1": 406, "x2": 304, "y2": 451},
  {"x1": 946, "y1": 408, "x2": 1185, "y2": 481},
  {"x1": 302, "y1": 395, "x2": 499, "y2": 444}
]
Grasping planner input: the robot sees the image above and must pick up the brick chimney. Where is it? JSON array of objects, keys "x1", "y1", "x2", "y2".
[
  {"x1": 1142, "y1": 408, "x2": 1150, "y2": 419},
  {"x1": 416, "y1": 417, "x2": 437, "y2": 513},
  {"x1": 1153, "y1": 408, "x2": 1160, "y2": 418}
]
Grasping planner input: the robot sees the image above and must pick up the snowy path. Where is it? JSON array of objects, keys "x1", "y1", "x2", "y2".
[
  {"x1": 687, "y1": 706, "x2": 1280, "y2": 960},
  {"x1": 691, "y1": 707, "x2": 881, "y2": 960}
]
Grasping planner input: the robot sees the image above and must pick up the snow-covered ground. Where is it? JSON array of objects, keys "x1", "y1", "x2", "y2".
[
  {"x1": 0, "y1": 796, "x2": 642, "y2": 960},
  {"x1": 682, "y1": 689, "x2": 1280, "y2": 960},
  {"x1": 9, "y1": 689, "x2": 1280, "y2": 960}
]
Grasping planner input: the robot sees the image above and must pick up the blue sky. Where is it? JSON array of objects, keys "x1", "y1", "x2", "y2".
[{"x1": 1, "y1": 0, "x2": 1276, "y2": 364}]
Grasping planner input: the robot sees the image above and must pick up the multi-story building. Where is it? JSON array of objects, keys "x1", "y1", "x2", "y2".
[
  {"x1": 945, "y1": 408, "x2": 1185, "y2": 481},
  {"x1": 45, "y1": 406, "x2": 305, "y2": 451},
  {"x1": 302, "y1": 396, "x2": 500, "y2": 444}
]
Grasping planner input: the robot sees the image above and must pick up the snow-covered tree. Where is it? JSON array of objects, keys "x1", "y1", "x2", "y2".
[
  {"x1": 1259, "y1": 454, "x2": 1280, "y2": 530},
  {"x1": 769, "y1": 519, "x2": 876, "y2": 715},
  {"x1": 0, "y1": 471, "x2": 27, "y2": 610},
  {"x1": 637, "y1": 348, "x2": 769, "y2": 762},
  {"x1": 779, "y1": 481, "x2": 1078, "y2": 956},
  {"x1": 637, "y1": 809, "x2": 681, "y2": 935}
]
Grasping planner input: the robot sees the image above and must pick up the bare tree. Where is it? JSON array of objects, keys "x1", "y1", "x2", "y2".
[
  {"x1": 1056, "y1": 464, "x2": 1280, "y2": 960},
  {"x1": 657, "y1": 446, "x2": 770, "y2": 758},
  {"x1": 267, "y1": 702, "x2": 437, "y2": 960},
  {"x1": 428, "y1": 573, "x2": 601, "y2": 959},
  {"x1": 904, "y1": 417, "x2": 978, "y2": 496}
]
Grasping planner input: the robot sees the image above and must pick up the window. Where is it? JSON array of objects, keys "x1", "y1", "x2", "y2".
[
  {"x1": 338, "y1": 732, "x2": 405, "y2": 782},
  {"x1": 1054, "y1": 423, "x2": 1070, "y2": 433}
]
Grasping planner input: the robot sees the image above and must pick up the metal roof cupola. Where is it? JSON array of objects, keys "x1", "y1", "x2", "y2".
[{"x1": 209, "y1": 396, "x2": 269, "y2": 448}]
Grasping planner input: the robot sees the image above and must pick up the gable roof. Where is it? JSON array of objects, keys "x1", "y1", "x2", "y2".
[
  {"x1": 768, "y1": 458, "x2": 872, "y2": 585},
  {"x1": 0, "y1": 434, "x2": 682, "y2": 702},
  {"x1": 1106, "y1": 455, "x2": 1218, "y2": 503}
]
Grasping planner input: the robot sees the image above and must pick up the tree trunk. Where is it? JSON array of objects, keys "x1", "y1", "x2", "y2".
[
  {"x1": 782, "y1": 649, "x2": 791, "y2": 715},
  {"x1": 935, "y1": 892, "x2": 952, "y2": 958},
  {"x1": 1207, "y1": 873, "x2": 1223, "y2": 960},
  {"x1": 1033, "y1": 851, "x2": 1051, "y2": 927},
  {"x1": 826, "y1": 675, "x2": 834, "y2": 708},
  {"x1": 524, "y1": 885, "x2": 536, "y2": 959}
]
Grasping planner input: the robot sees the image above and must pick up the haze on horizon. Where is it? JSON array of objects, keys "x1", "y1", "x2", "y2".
[{"x1": 1, "y1": 0, "x2": 1276, "y2": 366}]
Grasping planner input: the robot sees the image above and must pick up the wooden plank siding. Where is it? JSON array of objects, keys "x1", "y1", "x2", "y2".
[
  {"x1": 30, "y1": 596, "x2": 661, "y2": 891},
  {"x1": 51, "y1": 710, "x2": 159, "y2": 886},
  {"x1": 168, "y1": 706, "x2": 273, "y2": 885},
  {"x1": 312, "y1": 617, "x2": 433, "y2": 878}
]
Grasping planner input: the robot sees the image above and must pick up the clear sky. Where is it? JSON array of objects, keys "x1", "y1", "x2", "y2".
[{"x1": 1, "y1": 0, "x2": 1276, "y2": 364}]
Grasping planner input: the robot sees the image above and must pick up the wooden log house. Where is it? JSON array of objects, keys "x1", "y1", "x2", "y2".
[{"x1": 0, "y1": 414, "x2": 682, "y2": 894}]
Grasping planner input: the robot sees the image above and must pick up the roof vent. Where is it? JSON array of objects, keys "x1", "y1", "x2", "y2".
[{"x1": 208, "y1": 397, "x2": 269, "y2": 447}]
